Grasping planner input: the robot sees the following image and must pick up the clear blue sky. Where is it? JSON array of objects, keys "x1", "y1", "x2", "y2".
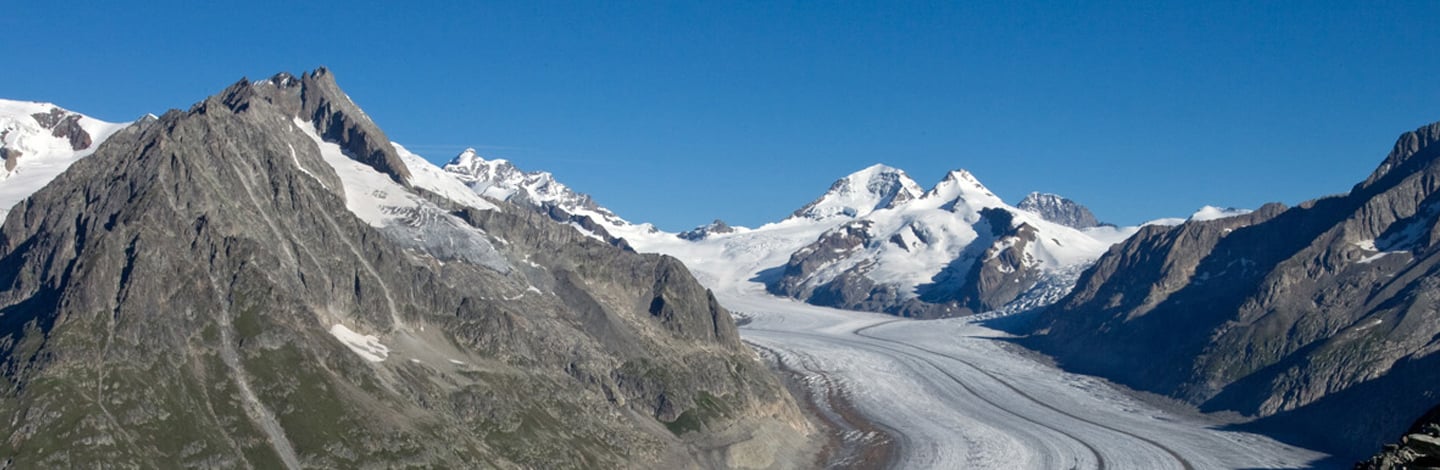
[{"x1": 5, "y1": 1, "x2": 1439, "y2": 231}]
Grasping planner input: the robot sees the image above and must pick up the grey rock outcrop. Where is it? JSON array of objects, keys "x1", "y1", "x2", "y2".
[
  {"x1": 0, "y1": 146, "x2": 19, "y2": 172},
  {"x1": 0, "y1": 70, "x2": 810, "y2": 468},
  {"x1": 1016, "y1": 192, "x2": 1100, "y2": 229},
  {"x1": 1, "y1": 106, "x2": 95, "y2": 172},
  {"x1": 768, "y1": 220, "x2": 904, "y2": 313},
  {"x1": 1024, "y1": 118, "x2": 1440, "y2": 457},
  {"x1": 29, "y1": 107, "x2": 93, "y2": 151},
  {"x1": 678, "y1": 219, "x2": 735, "y2": 241},
  {"x1": 1360, "y1": 407, "x2": 1440, "y2": 468}
]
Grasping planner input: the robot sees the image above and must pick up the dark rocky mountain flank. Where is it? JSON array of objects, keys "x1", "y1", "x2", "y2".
[
  {"x1": 1022, "y1": 119, "x2": 1440, "y2": 458},
  {"x1": 0, "y1": 69, "x2": 811, "y2": 468}
]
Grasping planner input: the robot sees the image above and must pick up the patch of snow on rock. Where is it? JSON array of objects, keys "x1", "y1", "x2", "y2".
[{"x1": 329, "y1": 324, "x2": 389, "y2": 362}]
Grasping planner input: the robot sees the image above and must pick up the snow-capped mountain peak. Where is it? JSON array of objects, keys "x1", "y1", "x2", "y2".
[
  {"x1": 433, "y1": 154, "x2": 1147, "y2": 319},
  {"x1": 452, "y1": 147, "x2": 483, "y2": 167},
  {"x1": 443, "y1": 149, "x2": 584, "y2": 209},
  {"x1": 788, "y1": 163, "x2": 923, "y2": 220},
  {"x1": 920, "y1": 168, "x2": 1005, "y2": 210},
  {"x1": 1017, "y1": 192, "x2": 1102, "y2": 229},
  {"x1": 1, "y1": 99, "x2": 132, "y2": 220}
]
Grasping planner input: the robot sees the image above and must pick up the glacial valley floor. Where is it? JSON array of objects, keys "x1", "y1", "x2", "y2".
[{"x1": 723, "y1": 283, "x2": 1334, "y2": 469}]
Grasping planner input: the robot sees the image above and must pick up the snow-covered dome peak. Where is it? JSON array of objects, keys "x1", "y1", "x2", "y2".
[
  {"x1": 1189, "y1": 205, "x2": 1252, "y2": 222},
  {"x1": 788, "y1": 163, "x2": 923, "y2": 220}
]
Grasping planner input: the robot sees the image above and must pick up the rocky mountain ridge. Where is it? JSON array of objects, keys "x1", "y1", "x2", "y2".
[
  {"x1": 446, "y1": 155, "x2": 1129, "y2": 318},
  {"x1": 0, "y1": 69, "x2": 813, "y2": 468},
  {"x1": 1022, "y1": 118, "x2": 1440, "y2": 458},
  {"x1": 441, "y1": 149, "x2": 656, "y2": 248}
]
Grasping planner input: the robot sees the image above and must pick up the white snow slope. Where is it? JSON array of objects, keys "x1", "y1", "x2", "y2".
[{"x1": 0, "y1": 99, "x2": 131, "y2": 220}]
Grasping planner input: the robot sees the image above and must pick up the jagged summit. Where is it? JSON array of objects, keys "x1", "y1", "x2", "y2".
[
  {"x1": 208, "y1": 68, "x2": 412, "y2": 187},
  {"x1": 789, "y1": 163, "x2": 923, "y2": 220},
  {"x1": 1361, "y1": 120, "x2": 1440, "y2": 190},
  {"x1": 451, "y1": 147, "x2": 484, "y2": 167},
  {"x1": 440, "y1": 148, "x2": 657, "y2": 247},
  {"x1": 1017, "y1": 192, "x2": 1101, "y2": 229},
  {"x1": 443, "y1": 148, "x2": 604, "y2": 214}
]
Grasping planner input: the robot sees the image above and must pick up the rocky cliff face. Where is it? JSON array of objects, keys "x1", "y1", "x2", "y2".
[
  {"x1": 0, "y1": 69, "x2": 810, "y2": 468},
  {"x1": 1025, "y1": 119, "x2": 1440, "y2": 457}
]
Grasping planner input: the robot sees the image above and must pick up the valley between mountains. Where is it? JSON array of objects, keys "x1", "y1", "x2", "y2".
[{"x1": 3, "y1": 69, "x2": 1438, "y2": 468}]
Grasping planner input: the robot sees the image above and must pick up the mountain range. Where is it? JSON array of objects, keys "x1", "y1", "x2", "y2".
[
  {"x1": 442, "y1": 148, "x2": 1225, "y2": 319},
  {"x1": 4, "y1": 68, "x2": 1438, "y2": 466}
]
